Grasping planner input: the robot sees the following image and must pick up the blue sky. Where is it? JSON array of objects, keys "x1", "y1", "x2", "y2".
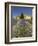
[{"x1": 11, "y1": 6, "x2": 32, "y2": 16}]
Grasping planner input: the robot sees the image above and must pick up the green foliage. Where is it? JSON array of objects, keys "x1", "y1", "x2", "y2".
[{"x1": 20, "y1": 13, "x2": 24, "y2": 19}]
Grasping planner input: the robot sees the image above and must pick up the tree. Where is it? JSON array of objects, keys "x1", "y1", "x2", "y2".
[{"x1": 20, "y1": 13, "x2": 24, "y2": 19}]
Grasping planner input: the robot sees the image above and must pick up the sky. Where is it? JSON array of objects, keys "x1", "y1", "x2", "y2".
[{"x1": 11, "y1": 6, "x2": 33, "y2": 16}]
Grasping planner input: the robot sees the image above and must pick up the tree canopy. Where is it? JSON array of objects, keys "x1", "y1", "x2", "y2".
[{"x1": 20, "y1": 13, "x2": 24, "y2": 19}]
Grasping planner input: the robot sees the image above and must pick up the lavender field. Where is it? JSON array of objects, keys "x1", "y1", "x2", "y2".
[{"x1": 11, "y1": 14, "x2": 32, "y2": 38}]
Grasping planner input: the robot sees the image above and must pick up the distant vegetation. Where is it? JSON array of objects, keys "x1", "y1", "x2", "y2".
[{"x1": 20, "y1": 13, "x2": 24, "y2": 19}]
